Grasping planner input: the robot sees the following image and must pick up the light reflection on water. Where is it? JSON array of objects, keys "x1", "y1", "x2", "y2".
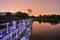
[{"x1": 32, "y1": 21, "x2": 60, "y2": 40}]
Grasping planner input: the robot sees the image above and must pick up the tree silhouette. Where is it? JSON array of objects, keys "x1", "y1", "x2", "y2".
[
  {"x1": 6, "y1": 12, "x2": 12, "y2": 16},
  {"x1": 15, "y1": 11, "x2": 29, "y2": 18},
  {"x1": 27, "y1": 9, "x2": 32, "y2": 14}
]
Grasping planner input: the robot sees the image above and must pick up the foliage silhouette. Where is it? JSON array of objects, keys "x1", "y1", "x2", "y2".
[
  {"x1": 0, "y1": 11, "x2": 60, "y2": 25},
  {"x1": 27, "y1": 9, "x2": 32, "y2": 14},
  {"x1": 15, "y1": 11, "x2": 29, "y2": 19}
]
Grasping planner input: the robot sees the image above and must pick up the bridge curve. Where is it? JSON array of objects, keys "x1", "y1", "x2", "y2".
[{"x1": 0, "y1": 19, "x2": 33, "y2": 40}]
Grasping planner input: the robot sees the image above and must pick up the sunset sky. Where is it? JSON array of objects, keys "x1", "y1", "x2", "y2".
[{"x1": 0, "y1": 0, "x2": 60, "y2": 16}]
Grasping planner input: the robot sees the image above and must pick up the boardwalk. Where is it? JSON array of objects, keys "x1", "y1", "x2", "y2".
[{"x1": 0, "y1": 19, "x2": 32, "y2": 40}]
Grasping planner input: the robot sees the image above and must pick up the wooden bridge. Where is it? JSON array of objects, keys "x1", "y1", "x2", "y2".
[{"x1": 0, "y1": 19, "x2": 32, "y2": 40}]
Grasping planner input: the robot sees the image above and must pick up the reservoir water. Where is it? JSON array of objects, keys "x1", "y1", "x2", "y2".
[{"x1": 31, "y1": 21, "x2": 60, "y2": 40}]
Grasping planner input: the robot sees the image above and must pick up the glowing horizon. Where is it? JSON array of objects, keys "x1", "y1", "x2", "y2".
[{"x1": 0, "y1": 0, "x2": 60, "y2": 16}]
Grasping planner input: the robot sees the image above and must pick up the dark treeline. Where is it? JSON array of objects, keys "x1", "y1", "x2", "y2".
[
  {"x1": 0, "y1": 11, "x2": 30, "y2": 23},
  {"x1": 39, "y1": 14, "x2": 60, "y2": 20},
  {"x1": 0, "y1": 11, "x2": 60, "y2": 25},
  {"x1": 33, "y1": 14, "x2": 60, "y2": 25}
]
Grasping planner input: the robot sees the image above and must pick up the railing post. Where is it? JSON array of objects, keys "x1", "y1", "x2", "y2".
[
  {"x1": 27, "y1": 28, "x2": 31, "y2": 36},
  {"x1": 6, "y1": 23, "x2": 9, "y2": 33},
  {"x1": 21, "y1": 36, "x2": 28, "y2": 40},
  {"x1": 23, "y1": 20, "x2": 26, "y2": 29},
  {"x1": 15, "y1": 29, "x2": 19, "y2": 38},
  {"x1": 13, "y1": 21, "x2": 16, "y2": 29},
  {"x1": 10, "y1": 30, "x2": 13, "y2": 40},
  {"x1": 21, "y1": 20, "x2": 26, "y2": 32},
  {"x1": 0, "y1": 30, "x2": 2, "y2": 37},
  {"x1": 18, "y1": 20, "x2": 22, "y2": 34}
]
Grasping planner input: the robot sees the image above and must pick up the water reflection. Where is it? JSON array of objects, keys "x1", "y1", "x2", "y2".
[
  {"x1": 32, "y1": 20, "x2": 60, "y2": 40},
  {"x1": 33, "y1": 18, "x2": 60, "y2": 25}
]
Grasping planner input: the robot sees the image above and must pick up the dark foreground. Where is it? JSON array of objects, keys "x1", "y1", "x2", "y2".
[{"x1": 31, "y1": 32, "x2": 60, "y2": 40}]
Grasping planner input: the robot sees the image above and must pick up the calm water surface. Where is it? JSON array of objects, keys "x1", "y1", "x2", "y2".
[{"x1": 31, "y1": 21, "x2": 60, "y2": 40}]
